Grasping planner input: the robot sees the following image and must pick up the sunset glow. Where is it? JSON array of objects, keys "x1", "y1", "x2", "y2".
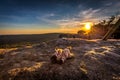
[
  {"x1": 0, "y1": 0, "x2": 119, "y2": 35},
  {"x1": 85, "y1": 23, "x2": 91, "y2": 30}
]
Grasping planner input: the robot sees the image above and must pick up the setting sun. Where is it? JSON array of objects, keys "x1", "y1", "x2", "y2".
[{"x1": 85, "y1": 23, "x2": 91, "y2": 30}]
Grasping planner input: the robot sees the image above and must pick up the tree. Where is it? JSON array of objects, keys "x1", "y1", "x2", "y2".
[{"x1": 77, "y1": 30, "x2": 86, "y2": 38}]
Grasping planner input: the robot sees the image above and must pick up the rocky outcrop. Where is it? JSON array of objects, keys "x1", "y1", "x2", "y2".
[{"x1": 0, "y1": 39, "x2": 120, "y2": 80}]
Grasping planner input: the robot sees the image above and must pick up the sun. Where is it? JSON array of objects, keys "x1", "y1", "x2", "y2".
[{"x1": 85, "y1": 23, "x2": 91, "y2": 30}]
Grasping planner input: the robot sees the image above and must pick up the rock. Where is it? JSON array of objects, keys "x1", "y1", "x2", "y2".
[
  {"x1": 13, "y1": 63, "x2": 21, "y2": 68},
  {"x1": 20, "y1": 60, "x2": 32, "y2": 67},
  {"x1": 94, "y1": 48, "x2": 107, "y2": 53}
]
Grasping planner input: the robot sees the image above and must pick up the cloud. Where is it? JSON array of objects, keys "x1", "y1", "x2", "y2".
[
  {"x1": 37, "y1": 8, "x2": 102, "y2": 32},
  {"x1": 56, "y1": 8, "x2": 102, "y2": 26},
  {"x1": 36, "y1": 13, "x2": 56, "y2": 24},
  {"x1": 104, "y1": 2, "x2": 112, "y2": 6},
  {"x1": 40, "y1": 1, "x2": 120, "y2": 33},
  {"x1": 79, "y1": 8, "x2": 101, "y2": 18},
  {"x1": 63, "y1": 1, "x2": 119, "y2": 24},
  {"x1": 3, "y1": 0, "x2": 118, "y2": 34}
]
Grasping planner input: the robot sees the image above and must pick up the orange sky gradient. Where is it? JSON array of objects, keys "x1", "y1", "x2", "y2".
[{"x1": 0, "y1": 28, "x2": 81, "y2": 35}]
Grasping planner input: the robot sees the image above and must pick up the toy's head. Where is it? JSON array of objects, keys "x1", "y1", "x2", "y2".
[{"x1": 55, "y1": 48, "x2": 63, "y2": 54}]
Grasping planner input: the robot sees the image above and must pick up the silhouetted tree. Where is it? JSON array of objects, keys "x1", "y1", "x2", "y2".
[{"x1": 77, "y1": 30, "x2": 86, "y2": 38}]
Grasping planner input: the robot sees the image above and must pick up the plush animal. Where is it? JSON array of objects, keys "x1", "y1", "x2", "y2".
[{"x1": 51, "y1": 47, "x2": 74, "y2": 64}]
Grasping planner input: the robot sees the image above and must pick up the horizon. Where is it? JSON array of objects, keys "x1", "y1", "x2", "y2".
[
  {"x1": 0, "y1": 32, "x2": 78, "y2": 35},
  {"x1": 0, "y1": 0, "x2": 120, "y2": 34}
]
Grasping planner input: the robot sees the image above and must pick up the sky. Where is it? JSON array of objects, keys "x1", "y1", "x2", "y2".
[{"x1": 0, "y1": 0, "x2": 120, "y2": 35}]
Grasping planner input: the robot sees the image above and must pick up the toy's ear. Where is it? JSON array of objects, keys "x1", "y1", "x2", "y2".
[
  {"x1": 55, "y1": 48, "x2": 57, "y2": 52},
  {"x1": 67, "y1": 46, "x2": 72, "y2": 50},
  {"x1": 55, "y1": 47, "x2": 59, "y2": 51}
]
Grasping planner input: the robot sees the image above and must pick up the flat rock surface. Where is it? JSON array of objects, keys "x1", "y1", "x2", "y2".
[{"x1": 0, "y1": 39, "x2": 120, "y2": 80}]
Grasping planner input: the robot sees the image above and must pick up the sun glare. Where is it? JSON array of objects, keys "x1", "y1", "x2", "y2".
[{"x1": 85, "y1": 23, "x2": 91, "y2": 30}]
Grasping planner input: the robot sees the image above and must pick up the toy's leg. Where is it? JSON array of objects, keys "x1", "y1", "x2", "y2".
[
  {"x1": 68, "y1": 53, "x2": 75, "y2": 59},
  {"x1": 51, "y1": 55, "x2": 57, "y2": 63}
]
